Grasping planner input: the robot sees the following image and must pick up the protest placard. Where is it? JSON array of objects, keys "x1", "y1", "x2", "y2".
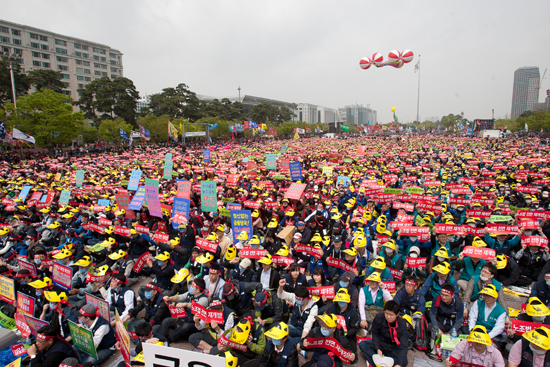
[
  {"x1": 52, "y1": 262, "x2": 73, "y2": 291},
  {"x1": 68, "y1": 320, "x2": 97, "y2": 359},
  {"x1": 231, "y1": 210, "x2": 253, "y2": 243}
]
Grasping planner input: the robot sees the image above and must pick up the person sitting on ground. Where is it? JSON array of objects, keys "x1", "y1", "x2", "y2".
[
  {"x1": 24, "y1": 324, "x2": 78, "y2": 367},
  {"x1": 508, "y1": 326, "x2": 550, "y2": 367},
  {"x1": 259, "y1": 322, "x2": 300, "y2": 367},
  {"x1": 445, "y1": 325, "x2": 505, "y2": 367}
]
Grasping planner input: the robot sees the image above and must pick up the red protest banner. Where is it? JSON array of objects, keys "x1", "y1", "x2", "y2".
[
  {"x1": 463, "y1": 246, "x2": 496, "y2": 260},
  {"x1": 85, "y1": 293, "x2": 110, "y2": 321},
  {"x1": 153, "y1": 232, "x2": 169, "y2": 244},
  {"x1": 218, "y1": 333, "x2": 247, "y2": 352},
  {"x1": 196, "y1": 238, "x2": 218, "y2": 253},
  {"x1": 393, "y1": 202, "x2": 415, "y2": 212},
  {"x1": 388, "y1": 267, "x2": 403, "y2": 280},
  {"x1": 295, "y1": 244, "x2": 323, "y2": 259},
  {"x1": 307, "y1": 286, "x2": 335, "y2": 299},
  {"x1": 17, "y1": 259, "x2": 37, "y2": 278},
  {"x1": 167, "y1": 303, "x2": 187, "y2": 318},
  {"x1": 135, "y1": 224, "x2": 150, "y2": 235},
  {"x1": 11, "y1": 343, "x2": 27, "y2": 357},
  {"x1": 406, "y1": 257, "x2": 427, "y2": 268},
  {"x1": 244, "y1": 201, "x2": 261, "y2": 209},
  {"x1": 486, "y1": 224, "x2": 519, "y2": 235},
  {"x1": 396, "y1": 214, "x2": 415, "y2": 223},
  {"x1": 464, "y1": 227, "x2": 485, "y2": 237},
  {"x1": 132, "y1": 252, "x2": 150, "y2": 272},
  {"x1": 519, "y1": 220, "x2": 540, "y2": 229},
  {"x1": 52, "y1": 262, "x2": 72, "y2": 291},
  {"x1": 466, "y1": 210, "x2": 492, "y2": 219},
  {"x1": 238, "y1": 248, "x2": 268, "y2": 259},
  {"x1": 326, "y1": 257, "x2": 357, "y2": 273},
  {"x1": 99, "y1": 218, "x2": 112, "y2": 227},
  {"x1": 383, "y1": 281, "x2": 396, "y2": 293},
  {"x1": 15, "y1": 313, "x2": 31, "y2": 337},
  {"x1": 305, "y1": 337, "x2": 354, "y2": 364},
  {"x1": 448, "y1": 356, "x2": 484, "y2": 367},
  {"x1": 284, "y1": 183, "x2": 307, "y2": 200},
  {"x1": 521, "y1": 236, "x2": 549, "y2": 248},
  {"x1": 24, "y1": 315, "x2": 48, "y2": 336},
  {"x1": 434, "y1": 224, "x2": 465, "y2": 235},
  {"x1": 399, "y1": 226, "x2": 430, "y2": 236},
  {"x1": 191, "y1": 301, "x2": 223, "y2": 324},
  {"x1": 176, "y1": 181, "x2": 192, "y2": 199},
  {"x1": 114, "y1": 226, "x2": 131, "y2": 236},
  {"x1": 88, "y1": 223, "x2": 105, "y2": 234},
  {"x1": 511, "y1": 319, "x2": 542, "y2": 336},
  {"x1": 16, "y1": 291, "x2": 35, "y2": 316},
  {"x1": 272, "y1": 256, "x2": 294, "y2": 267},
  {"x1": 517, "y1": 210, "x2": 548, "y2": 220}
]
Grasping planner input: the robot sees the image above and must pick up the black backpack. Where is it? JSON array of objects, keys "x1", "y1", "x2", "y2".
[{"x1": 414, "y1": 314, "x2": 431, "y2": 352}]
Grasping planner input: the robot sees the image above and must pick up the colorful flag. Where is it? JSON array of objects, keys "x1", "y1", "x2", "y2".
[
  {"x1": 261, "y1": 123, "x2": 267, "y2": 130},
  {"x1": 525, "y1": 123, "x2": 529, "y2": 131},
  {"x1": 0, "y1": 121, "x2": 5, "y2": 139},
  {"x1": 168, "y1": 121, "x2": 178, "y2": 140},
  {"x1": 293, "y1": 132, "x2": 300, "y2": 140},
  {"x1": 119, "y1": 128, "x2": 130, "y2": 141},
  {"x1": 207, "y1": 123, "x2": 218, "y2": 130},
  {"x1": 13, "y1": 128, "x2": 36, "y2": 144},
  {"x1": 294, "y1": 128, "x2": 305, "y2": 134},
  {"x1": 138, "y1": 122, "x2": 150, "y2": 141},
  {"x1": 414, "y1": 59, "x2": 420, "y2": 73}
]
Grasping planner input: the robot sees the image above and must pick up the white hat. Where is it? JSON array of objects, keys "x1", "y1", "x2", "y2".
[
  {"x1": 372, "y1": 354, "x2": 395, "y2": 367},
  {"x1": 240, "y1": 258, "x2": 252, "y2": 269}
]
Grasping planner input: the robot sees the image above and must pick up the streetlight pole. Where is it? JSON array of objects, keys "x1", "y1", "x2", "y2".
[
  {"x1": 9, "y1": 63, "x2": 17, "y2": 110},
  {"x1": 238, "y1": 86, "x2": 241, "y2": 102}
]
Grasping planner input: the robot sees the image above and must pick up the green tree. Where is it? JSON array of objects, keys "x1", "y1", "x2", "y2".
[
  {"x1": 98, "y1": 117, "x2": 133, "y2": 142},
  {"x1": 4, "y1": 89, "x2": 84, "y2": 147},
  {"x1": 76, "y1": 76, "x2": 139, "y2": 126},
  {"x1": 27, "y1": 69, "x2": 64, "y2": 93},
  {"x1": 517, "y1": 110, "x2": 550, "y2": 131},
  {"x1": 81, "y1": 126, "x2": 98, "y2": 144},
  {"x1": 0, "y1": 57, "x2": 30, "y2": 108},
  {"x1": 146, "y1": 83, "x2": 202, "y2": 121},
  {"x1": 249, "y1": 102, "x2": 277, "y2": 124},
  {"x1": 138, "y1": 114, "x2": 171, "y2": 143}
]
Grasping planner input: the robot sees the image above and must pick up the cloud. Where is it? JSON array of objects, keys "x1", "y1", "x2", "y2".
[{"x1": 3, "y1": 0, "x2": 550, "y2": 122}]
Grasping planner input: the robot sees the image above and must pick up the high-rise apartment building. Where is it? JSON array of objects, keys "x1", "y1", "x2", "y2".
[
  {"x1": 0, "y1": 19, "x2": 123, "y2": 101},
  {"x1": 511, "y1": 67, "x2": 540, "y2": 118},
  {"x1": 342, "y1": 104, "x2": 377, "y2": 125}
]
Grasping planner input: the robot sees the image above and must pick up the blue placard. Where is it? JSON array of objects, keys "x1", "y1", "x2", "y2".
[
  {"x1": 336, "y1": 176, "x2": 351, "y2": 186},
  {"x1": 98, "y1": 199, "x2": 110, "y2": 207},
  {"x1": 230, "y1": 210, "x2": 253, "y2": 244},
  {"x1": 172, "y1": 197, "x2": 191, "y2": 229},
  {"x1": 127, "y1": 170, "x2": 142, "y2": 191},
  {"x1": 128, "y1": 186, "x2": 146, "y2": 210},
  {"x1": 203, "y1": 149, "x2": 211, "y2": 162},
  {"x1": 289, "y1": 161, "x2": 303, "y2": 181},
  {"x1": 19, "y1": 185, "x2": 32, "y2": 203}
]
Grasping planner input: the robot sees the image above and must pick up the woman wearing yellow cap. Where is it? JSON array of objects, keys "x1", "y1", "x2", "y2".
[
  {"x1": 446, "y1": 325, "x2": 505, "y2": 367},
  {"x1": 509, "y1": 327, "x2": 550, "y2": 367}
]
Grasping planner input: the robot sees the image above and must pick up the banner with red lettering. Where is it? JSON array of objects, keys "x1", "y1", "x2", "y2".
[
  {"x1": 383, "y1": 281, "x2": 396, "y2": 293},
  {"x1": 307, "y1": 286, "x2": 335, "y2": 299},
  {"x1": 218, "y1": 333, "x2": 247, "y2": 352},
  {"x1": 17, "y1": 260, "x2": 37, "y2": 278},
  {"x1": 464, "y1": 227, "x2": 485, "y2": 237},
  {"x1": 406, "y1": 257, "x2": 427, "y2": 268},
  {"x1": 393, "y1": 202, "x2": 415, "y2": 212},
  {"x1": 52, "y1": 262, "x2": 73, "y2": 291},
  {"x1": 521, "y1": 236, "x2": 549, "y2": 248},
  {"x1": 132, "y1": 252, "x2": 150, "y2": 272},
  {"x1": 295, "y1": 244, "x2": 323, "y2": 259},
  {"x1": 153, "y1": 232, "x2": 169, "y2": 244},
  {"x1": 191, "y1": 301, "x2": 223, "y2": 324},
  {"x1": 448, "y1": 356, "x2": 484, "y2": 367},
  {"x1": 326, "y1": 257, "x2": 357, "y2": 273},
  {"x1": 24, "y1": 315, "x2": 48, "y2": 336},
  {"x1": 517, "y1": 210, "x2": 548, "y2": 220},
  {"x1": 196, "y1": 238, "x2": 218, "y2": 253},
  {"x1": 284, "y1": 183, "x2": 307, "y2": 200},
  {"x1": 15, "y1": 313, "x2": 31, "y2": 337},
  {"x1": 519, "y1": 220, "x2": 540, "y2": 229},
  {"x1": 176, "y1": 181, "x2": 192, "y2": 199},
  {"x1": 238, "y1": 248, "x2": 268, "y2": 259},
  {"x1": 462, "y1": 246, "x2": 496, "y2": 260},
  {"x1": 272, "y1": 256, "x2": 294, "y2": 267},
  {"x1": 388, "y1": 268, "x2": 403, "y2": 280},
  {"x1": 486, "y1": 224, "x2": 519, "y2": 235},
  {"x1": 434, "y1": 224, "x2": 465, "y2": 235},
  {"x1": 16, "y1": 292, "x2": 35, "y2": 316},
  {"x1": 398, "y1": 226, "x2": 430, "y2": 236},
  {"x1": 466, "y1": 210, "x2": 492, "y2": 219},
  {"x1": 114, "y1": 226, "x2": 131, "y2": 237},
  {"x1": 167, "y1": 303, "x2": 187, "y2": 318},
  {"x1": 305, "y1": 337, "x2": 354, "y2": 364},
  {"x1": 10, "y1": 343, "x2": 27, "y2": 357},
  {"x1": 135, "y1": 224, "x2": 150, "y2": 235}
]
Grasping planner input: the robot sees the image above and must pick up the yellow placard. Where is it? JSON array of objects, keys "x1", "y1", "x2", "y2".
[{"x1": 0, "y1": 275, "x2": 15, "y2": 304}]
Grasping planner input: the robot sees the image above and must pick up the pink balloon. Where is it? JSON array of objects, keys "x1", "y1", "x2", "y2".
[
  {"x1": 359, "y1": 57, "x2": 373, "y2": 70},
  {"x1": 401, "y1": 50, "x2": 414, "y2": 63},
  {"x1": 371, "y1": 53, "x2": 384, "y2": 66}
]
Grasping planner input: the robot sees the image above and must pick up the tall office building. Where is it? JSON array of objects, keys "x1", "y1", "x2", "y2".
[
  {"x1": 511, "y1": 67, "x2": 540, "y2": 118},
  {"x1": 0, "y1": 19, "x2": 123, "y2": 101},
  {"x1": 341, "y1": 104, "x2": 377, "y2": 125}
]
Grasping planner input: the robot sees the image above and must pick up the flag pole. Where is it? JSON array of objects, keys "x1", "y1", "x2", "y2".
[{"x1": 416, "y1": 55, "x2": 421, "y2": 124}]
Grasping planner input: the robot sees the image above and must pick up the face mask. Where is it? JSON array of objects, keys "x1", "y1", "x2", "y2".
[
  {"x1": 35, "y1": 259, "x2": 41, "y2": 265},
  {"x1": 57, "y1": 259, "x2": 64, "y2": 264},
  {"x1": 546, "y1": 281, "x2": 550, "y2": 287},
  {"x1": 36, "y1": 290, "x2": 43, "y2": 296},
  {"x1": 526, "y1": 200, "x2": 532, "y2": 205},
  {"x1": 410, "y1": 237, "x2": 417, "y2": 242},
  {"x1": 530, "y1": 344, "x2": 546, "y2": 355},
  {"x1": 239, "y1": 265, "x2": 245, "y2": 272},
  {"x1": 158, "y1": 260, "x2": 164, "y2": 266},
  {"x1": 339, "y1": 281, "x2": 348, "y2": 288},
  {"x1": 189, "y1": 286, "x2": 195, "y2": 294},
  {"x1": 113, "y1": 286, "x2": 120, "y2": 292},
  {"x1": 272, "y1": 338, "x2": 283, "y2": 346},
  {"x1": 78, "y1": 319, "x2": 85, "y2": 326},
  {"x1": 457, "y1": 208, "x2": 464, "y2": 212},
  {"x1": 385, "y1": 248, "x2": 393, "y2": 254},
  {"x1": 21, "y1": 281, "x2": 27, "y2": 285},
  {"x1": 437, "y1": 256, "x2": 445, "y2": 262},
  {"x1": 79, "y1": 268, "x2": 87, "y2": 273},
  {"x1": 144, "y1": 291, "x2": 153, "y2": 299},
  {"x1": 480, "y1": 276, "x2": 489, "y2": 282},
  {"x1": 409, "y1": 253, "x2": 418, "y2": 258},
  {"x1": 533, "y1": 316, "x2": 546, "y2": 323},
  {"x1": 295, "y1": 299, "x2": 303, "y2": 305},
  {"x1": 320, "y1": 327, "x2": 331, "y2": 337},
  {"x1": 49, "y1": 302, "x2": 58, "y2": 310},
  {"x1": 524, "y1": 231, "x2": 532, "y2": 236},
  {"x1": 202, "y1": 227, "x2": 209, "y2": 232},
  {"x1": 337, "y1": 301, "x2": 348, "y2": 308}
]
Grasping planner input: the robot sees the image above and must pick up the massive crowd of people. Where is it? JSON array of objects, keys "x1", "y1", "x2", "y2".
[{"x1": 1, "y1": 134, "x2": 550, "y2": 367}]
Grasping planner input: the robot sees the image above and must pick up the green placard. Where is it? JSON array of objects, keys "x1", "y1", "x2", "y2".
[
  {"x1": 59, "y1": 190, "x2": 71, "y2": 205},
  {"x1": 200, "y1": 180, "x2": 218, "y2": 213},
  {"x1": 86, "y1": 243, "x2": 106, "y2": 252},
  {"x1": 489, "y1": 215, "x2": 514, "y2": 222},
  {"x1": 120, "y1": 180, "x2": 129, "y2": 186},
  {"x1": 75, "y1": 170, "x2": 85, "y2": 188},
  {"x1": 0, "y1": 309, "x2": 15, "y2": 329},
  {"x1": 384, "y1": 188, "x2": 402, "y2": 194},
  {"x1": 280, "y1": 145, "x2": 288, "y2": 154},
  {"x1": 406, "y1": 187, "x2": 424, "y2": 194},
  {"x1": 144, "y1": 178, "x2": 159, "y2": 192},
  {"x1": 509, "y1": 205, "x2": 529, "y2": 213},
  {"x1": 220, "y1": 208, "x2": 230, "y2": 217},
  {"x1": 163, "y1": 153, "x2": 173, "y2": 180},
  {"x1": 340, "y1": 125, "x2": 350, "y2": 132},
  {"x1": 266, "y1": 154, "x2": 277, "y2": 170},
  {"x1": 273, "y1": 175, "x2": 286, "y2": 180},
  {"x1": 222, "y1": 197, "x2": 235, "y2": 203},
  {"x1": 68, "y1": 320, "x2": 97, "y2": 359},
  {"x1": 343, "y1": 158, "x2": 353, "y2": 163}
]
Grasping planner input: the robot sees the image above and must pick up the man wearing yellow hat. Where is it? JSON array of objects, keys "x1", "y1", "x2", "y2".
[
  {"x1": 277, "y1": 278, "x2": 318, "y2": 339},
  {"x1": 446, "y1": 325, "x2": 505, "y2": 367},
  {"x1": 218, "y1": 318, "x2": 267, "y2": 363},
  {"x1": 468, "y1": 284, "x2": 507, "y2": 341},
  {"x1": 518, "y1": 297, "x2": 550, "y2": 325},
  {"x1": 359, "y1": 272, "x2": 393, "y2": 329},
  {"x1": 509, "y1": 327, "x2": 550, "y2": 367},
  {"x1": 419, "y1": 261, "x2": 459, "y2": 301},
  {"x1": 259, "y1": 322, "x2": 299, "y2": 367},
  {"x1": 464, "y1": 263, "x2": 507, "y2": 313}
]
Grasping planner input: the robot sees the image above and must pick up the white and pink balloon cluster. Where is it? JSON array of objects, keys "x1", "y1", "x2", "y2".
[{"x1": 359, "y1": 50, "x2": 414, "y2": 70}]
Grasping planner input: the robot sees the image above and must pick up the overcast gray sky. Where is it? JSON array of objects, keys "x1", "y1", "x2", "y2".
[{"x1": 4, "y1": 0, "x2": 550, "y2": 123}]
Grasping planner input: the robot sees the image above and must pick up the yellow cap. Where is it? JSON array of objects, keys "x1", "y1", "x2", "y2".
[
  {"x1": 433, "y1": 261, "x2": 451, "y2": 275},
  {"x1": 467, "y1": 325, "x2": 492, "y2": 346},
  {"x1": 526, "y1": 297, "x2": 550, "y2": 317},
  {"x1": 316, "y1": 314, "x2": 337, "y2": 328},
  {"x1": 371, "y1": 256, "x2": 386, "y2": 270},
  {"x1": 225, "y1": 245, "x2": 237, "y2": 261},
  {"x1": 154, "y1": 251, "x2": 171, "y2": 261},
  {"x1": 496, "y1": 254, "x2": 507, "y2": 269},
  {"x1": 434, "y1": 247, "x2": 449, "y2": 258},
  {"x1": 264, "y1": 322, "x2": 289, "y2": 339},
  {"x1": 171, "y1": 268, "x2": 190, "y2": 284},
  {"x1": 258, "y1": 254, "x2": 273, "y2": 265},
  {"x1": 230, "y1": 320, "x2": 252, "y2": 344},
  {"x1": 74, "y1": 256, "x2": 91, "y2": 267},
  {"x1": 333, "y1": 288, "x2": 350, "y2": 303},
  {"x1": 479, "y1": 284, "x2": 498, "y2": 298},
  {"x1": 366, "y1": 272, "x2": 382, "y2": 282},
  {"x1": 523, "y1": 327, "x2": 550, "y2": 350},
  {"x1": 44, "y1": 291, "x2": 68, "y2": 303}
]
